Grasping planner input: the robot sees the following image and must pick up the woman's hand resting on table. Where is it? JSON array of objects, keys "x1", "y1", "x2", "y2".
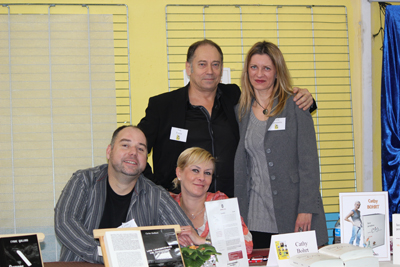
[{"x1": 178, "y1": 226, "x2": 207, "y2": 247}]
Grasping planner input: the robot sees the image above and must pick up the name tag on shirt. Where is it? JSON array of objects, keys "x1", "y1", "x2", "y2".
[
  {"x1": 170, "y1": 127, "x2": 188, "y2": 142},
  {"x1": 268, "y1": 118, "x2": 286, "y2": 131}
]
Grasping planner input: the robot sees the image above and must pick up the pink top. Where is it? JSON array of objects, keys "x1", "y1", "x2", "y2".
[{"x1": 170, "y1": 191, "x2": 253, "y2": 255}]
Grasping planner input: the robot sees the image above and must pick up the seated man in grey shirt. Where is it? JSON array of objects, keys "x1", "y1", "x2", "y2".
[{"x1": 54, "y1": 125, "x2": 195, "y2": 263}]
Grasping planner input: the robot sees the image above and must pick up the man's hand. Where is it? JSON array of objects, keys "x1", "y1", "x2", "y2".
[
  {"x1": 294, "y1": 213, "x2": 312, "y2": 232},
  {"x1": 293, "y1": 87, "x2": 313, "y2": 111}
]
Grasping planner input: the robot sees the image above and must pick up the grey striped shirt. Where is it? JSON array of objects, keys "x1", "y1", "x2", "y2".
[{"x1": 55, "y1": 164, "x2": 192, "y2": 263}]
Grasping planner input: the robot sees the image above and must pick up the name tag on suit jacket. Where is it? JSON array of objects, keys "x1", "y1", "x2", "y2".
[
  {"x1": 170, "y1": 127, "x2": 188, "y2": 142},
  {"x1": 268, "y1": 118, "x2": 286, "y2": 131}
]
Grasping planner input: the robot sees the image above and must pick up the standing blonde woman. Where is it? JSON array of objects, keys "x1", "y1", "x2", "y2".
[
  {"x1": 172, "y1": 147, "x2": 253, "y2": 254},
  {"x1": 234, "y1": 41, "x2": 328, "y2": 248},
  {"x1": 344, "y1": 201, "x2": 362, "y2": 246}
]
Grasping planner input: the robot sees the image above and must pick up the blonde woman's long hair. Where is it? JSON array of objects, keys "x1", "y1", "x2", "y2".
[
  {"x1": 172, "y1": 147, "x2": 216, "y2": 189},
  {"x1": 238, "y1": 41, "x2": 293, "y2": 121}
]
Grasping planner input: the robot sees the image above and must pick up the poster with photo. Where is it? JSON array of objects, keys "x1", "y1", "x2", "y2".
[{"x1": 339, "y1": 192, "x2": 390, "y2": 261}]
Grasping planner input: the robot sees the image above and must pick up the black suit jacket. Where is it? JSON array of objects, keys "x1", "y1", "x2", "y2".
[{"x1": 138, "y1": 83, "x2": 241, "y2": 195}]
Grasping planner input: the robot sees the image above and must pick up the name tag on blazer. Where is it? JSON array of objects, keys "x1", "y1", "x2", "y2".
[
  {"x1": 268, "y1": 118, "x2": 286, "y2": 131},
  {"x1": 170, "y1": 127, "x2": 188, "y2": 142}
]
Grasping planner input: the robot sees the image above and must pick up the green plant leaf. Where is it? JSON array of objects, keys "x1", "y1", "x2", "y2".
[
  {"x1": 183, "y1": 257, "x2": 203, "y2": 267},
  {"x1": 181, "y1": 244, "x2": 220, "y2": 267}
]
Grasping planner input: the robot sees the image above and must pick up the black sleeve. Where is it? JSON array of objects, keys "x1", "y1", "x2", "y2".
[
  {"x1": 137, "y1": 96, "x2": 159, "y2": 182},
  {"x1": 309, "y1": 98, "x2": 317, "y2": 114}
]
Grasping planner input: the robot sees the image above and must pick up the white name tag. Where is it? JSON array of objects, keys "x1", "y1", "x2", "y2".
[
  {"x1": 170, "y1": 127, "x2": 188, "y2": 142},
  {"x1": 268, "y1": 118, "x2": 286, "y2": 131}
]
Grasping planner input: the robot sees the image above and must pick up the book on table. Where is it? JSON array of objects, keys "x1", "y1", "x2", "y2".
[
  {"x1": 94, "y1": 225, "x2": 184, "y2": 267},
  {"x1": 289, "y1": 253, "x2": 343, "y2": 267},
  {"x1": 0, "y1": 234, "x2": 44, "y2": 267},
  {"x1": 289, "y1": 243, "x2": 379, "y2": 267}
]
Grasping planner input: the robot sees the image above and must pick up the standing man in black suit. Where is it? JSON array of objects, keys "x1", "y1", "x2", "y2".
[{"x1": 138, "y1": 39, "x2": 315, "y2": 197}]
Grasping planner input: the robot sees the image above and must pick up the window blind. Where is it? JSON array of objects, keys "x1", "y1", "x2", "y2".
[
  {"x1": 0, "y1": 4, "x2": 130, "y2": 261},
  {"x1": 166, "y1": 4, "x2": 356, "y2": 242}
]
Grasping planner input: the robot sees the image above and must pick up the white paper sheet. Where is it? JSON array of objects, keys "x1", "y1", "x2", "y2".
[{"x1": 205, "y1": 197, "x2": 248, "y2": 267}]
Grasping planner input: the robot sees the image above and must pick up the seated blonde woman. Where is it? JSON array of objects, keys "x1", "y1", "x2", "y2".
[{"x1": 171, "y1": 147, "x2": 253, "y2": 254}]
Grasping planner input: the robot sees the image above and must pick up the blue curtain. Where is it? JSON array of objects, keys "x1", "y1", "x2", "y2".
[{"x1": 381, "y1": 5, "x2": 400, "y2": 221}]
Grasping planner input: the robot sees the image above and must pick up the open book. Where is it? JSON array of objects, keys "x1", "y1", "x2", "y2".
[
  {"x1": 289, "y1": 243, "x2": 378, "y2": 267},
  {"x1": 95, "y1": 226, "x2": 184, "y2": 267}
]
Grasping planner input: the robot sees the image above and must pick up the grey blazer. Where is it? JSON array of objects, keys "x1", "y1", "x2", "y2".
[{"x1": 234, "y1": 96, "x2": 328, "y2": 246}]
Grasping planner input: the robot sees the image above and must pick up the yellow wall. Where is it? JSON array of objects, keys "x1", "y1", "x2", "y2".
[
  {"x1": 7, "y1": 0, "x2": 369, "y2": 190},
  {"x1": 371, "y1": 2, "x2": 383, "y2": 191}
]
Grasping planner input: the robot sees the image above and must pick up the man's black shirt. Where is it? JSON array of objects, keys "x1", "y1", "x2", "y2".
[{"x1": 185, "y1": 89, "x2": 238, "y2": 197}]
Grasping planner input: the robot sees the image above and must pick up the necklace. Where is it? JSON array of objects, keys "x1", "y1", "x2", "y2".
[
  {"x1": 186, "y1": 205, "x2": 205, "y2": 220},
  {"x1": 254, "y1": 98, "x2": 268, "y2": 115}
]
